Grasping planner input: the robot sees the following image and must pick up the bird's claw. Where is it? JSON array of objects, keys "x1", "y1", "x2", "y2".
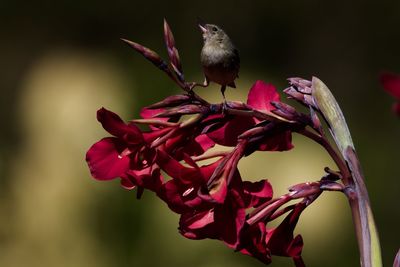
[{"x1": 222, "y1": 100, "x2": 229, "y2": 115}]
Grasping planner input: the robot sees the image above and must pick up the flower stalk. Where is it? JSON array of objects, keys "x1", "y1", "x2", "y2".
[
  {"x1": 309, "y1": 77, "x2": 382, "y2": 267},
  {"x1": 86, "y1": 20, "x2": 383, "y2": 267}
]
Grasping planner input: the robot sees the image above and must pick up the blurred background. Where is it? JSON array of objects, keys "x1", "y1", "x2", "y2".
[{"x1": 1, "y1": 1, "x2": 399, "y2": 266}]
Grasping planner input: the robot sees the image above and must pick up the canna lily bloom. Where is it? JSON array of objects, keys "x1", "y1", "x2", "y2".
[
  {"x1": 207, "y1": 80, "x2": 293, "y2": 151},
  {"x1": 86, "y1": 108, "x2": 167, "y2": 190}
]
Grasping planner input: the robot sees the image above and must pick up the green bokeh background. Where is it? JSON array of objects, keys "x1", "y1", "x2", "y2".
[{"x1": 0, "y1": 1, "x2": 399, "y2": 266}]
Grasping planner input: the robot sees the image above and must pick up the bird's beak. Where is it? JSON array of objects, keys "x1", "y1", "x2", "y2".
[{"x1": 198, "y1": 24, "x2": 208, "y2": 34}]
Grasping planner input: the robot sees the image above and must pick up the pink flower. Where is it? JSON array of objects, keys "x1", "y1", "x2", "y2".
[{"x1": 380, "y1": 72, "x2": 400, "y2": 116}]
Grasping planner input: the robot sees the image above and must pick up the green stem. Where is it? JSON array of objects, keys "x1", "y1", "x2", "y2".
[{"x1": 311, "y1": 77, "x2": 382, "y2": 267}]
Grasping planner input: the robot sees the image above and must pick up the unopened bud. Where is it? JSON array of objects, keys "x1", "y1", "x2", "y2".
[{"x1": 147, "y1": 94, "x2": 190, "y2": 109}]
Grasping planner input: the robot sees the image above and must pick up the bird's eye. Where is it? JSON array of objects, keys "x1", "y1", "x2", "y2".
[{"x1": 212, "y1": 26, "x2": 218, "y2": 32}]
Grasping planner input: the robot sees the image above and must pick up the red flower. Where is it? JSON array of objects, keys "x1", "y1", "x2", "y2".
[
  {"x1": 380, "y1": 72, "x2": 400, "y2": 116},
  {"x1": 156, "y1": 149, "x2": 273, "y2": 248},
  {"x1": 207, "y1": 80, "x2": 293, "y2": 151},
  {"x1": 238, "y1": 203, "x2": 305, "y2": 266},
  {"x1": 86, "y1": 108, "x2": 164, "y2": 190},
  {"x1": 178, "y1": 172, "x2": 273, "y2": 249}
]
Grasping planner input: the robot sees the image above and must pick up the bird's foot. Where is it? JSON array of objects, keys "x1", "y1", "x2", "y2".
[{"x1": 222, "y1": 100, "x2": 229, "y2": 115}]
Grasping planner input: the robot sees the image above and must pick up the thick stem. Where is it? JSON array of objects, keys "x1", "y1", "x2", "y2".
[
  {"x1": 344, "y1": 147, "x2": 382, "y2": 267},
  {"x1": 311, "y1": 77, "x2": 382, "y2": 267}
]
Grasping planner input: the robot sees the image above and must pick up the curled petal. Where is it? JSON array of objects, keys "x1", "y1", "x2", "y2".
[
  {"x1": 86, "y1": 137, "x2": 130, "y2": 180},
  {"x1": 97, "y1": 107, "x2": 142, "y2": 142}
]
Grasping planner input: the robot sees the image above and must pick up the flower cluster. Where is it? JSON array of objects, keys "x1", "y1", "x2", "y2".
[
  {"x1": 86, "y1": 20, "x2": 345, "y2": 266},
  {"x1": 87, "y1": 81, "x2": 312, "y2": 264}
]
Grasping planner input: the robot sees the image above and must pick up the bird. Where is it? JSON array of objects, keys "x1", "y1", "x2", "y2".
[{"x1": 198, "y1": 23, "x2": 240, "y2": 102}]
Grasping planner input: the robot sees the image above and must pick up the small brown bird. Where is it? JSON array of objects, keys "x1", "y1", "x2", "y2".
[{"x1": 199, "y1": 23, "x2": 240, "y2": 101}]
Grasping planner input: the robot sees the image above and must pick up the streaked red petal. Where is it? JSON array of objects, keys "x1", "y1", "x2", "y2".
[{"x1": 86, "y1": 137, "x2": 130, "y2": 180}]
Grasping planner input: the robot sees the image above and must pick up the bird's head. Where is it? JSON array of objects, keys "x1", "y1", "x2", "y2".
[{"x1": 198, "y1": 23, "x2": 227, "y2": 44}]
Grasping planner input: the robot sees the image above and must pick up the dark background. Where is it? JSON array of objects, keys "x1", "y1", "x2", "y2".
[{"x1": 0, "y1": 1, "x2": 399, "y2": 266}]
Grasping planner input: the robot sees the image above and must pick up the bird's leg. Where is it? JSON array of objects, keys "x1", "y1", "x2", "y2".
[
  {"x1": 187, "y1": 77, "x2": 209, "y2": 91},
  {"x1": 221, "y1": 85, "x2": 228, "y2": 113}
]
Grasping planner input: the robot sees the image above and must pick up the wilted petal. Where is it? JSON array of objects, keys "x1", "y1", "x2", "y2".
[
  {"x1": 86, "y1": 137, "x2": 130, "y2": 180},
  {"x1": 247, "y1": 80, "x2": 281, "y2": 111}
]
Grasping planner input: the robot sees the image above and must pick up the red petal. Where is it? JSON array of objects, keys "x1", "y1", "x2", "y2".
[
  {"x1": 265, "y1": 203, "x2": 305, "y2": 257},
  {"x1": 194, "y1": 134, "x2": 215, "y2": 151},
  {"x1": 215, "y1": 190, "x2": 246, "y2": 248},
  {"x1": 287, "y1": 235, "x2": 304, "y2": 257},
  {"x1": 126, "y1": 167, "x2": 163, "y2": 192},
  {"x1": 238, "y1": 222, "x2": 272, "y2": 264},
  {"x1": 120, "y1": 178, "x2": 136, "y2": 190},
  {"x1": 247, "y1": 80, "x2": 281, "y2": 111},
  {"x1": 179, "y1": 210, "x2": 218, "y2": 240},
  {"x1": 140, "y1": 107, "x2": 168, "y2": 120},
  {"x1": 156, "y1": 150, "x2": 197, "y2": 183},
  {"x1": 243, "y1": 179, "x2": 273, "y2": 208},
  {"x1": 86, "y1": 137, "x2": 130, "y2": 180},
  {"x1": 380, "y1": 72, "x2": 400, "y2": 99},
  {"x1": 97, "y1": 108, "x2": 143, "y2": 142},
  {"x1": 208, "y1": 175, "x2": 228, "y2": 203},
  {"x1": 207, "y1": 116, "x2": 255, "y2": 147},
  {"x1": 186, "y1": 209, "x2": 214, "y2": 229},
  {"x1": 257, "y1": 130, "x2": 294, "y2": 151},
  {"x1": 156, "y1": 150, "x2": 221, "y2": 184}
]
